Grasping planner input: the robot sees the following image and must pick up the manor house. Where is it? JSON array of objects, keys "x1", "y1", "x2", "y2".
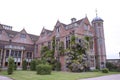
[{"x1": 0, "y1": 15, "x2": 106, "y2": 70}]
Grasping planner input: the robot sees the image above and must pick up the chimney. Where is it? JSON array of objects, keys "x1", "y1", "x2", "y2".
[{"x1": 71, "y1": 18, "x2": 76, "y2": 23}]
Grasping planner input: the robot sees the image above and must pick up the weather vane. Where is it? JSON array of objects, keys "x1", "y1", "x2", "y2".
[{"x1": 95, "y1": 9, "x2": 98, "y2": 17}]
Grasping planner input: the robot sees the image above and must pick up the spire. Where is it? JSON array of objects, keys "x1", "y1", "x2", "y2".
[
  {"x1": 85, "y1": 13, "x2": 87, "y2": 17},
  {"x1": 95, "y1": 9, "x2": 98, "y2": 17},
  {"x1": 92, "y1": 9, "x2": 103, "y2": 22}
]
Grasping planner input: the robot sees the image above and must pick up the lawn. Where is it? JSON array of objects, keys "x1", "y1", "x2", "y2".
[{"x1": 0, "y1": 71, "x2": 119, "y2": 80}]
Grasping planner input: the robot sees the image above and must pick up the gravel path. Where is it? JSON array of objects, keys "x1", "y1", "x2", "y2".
[
  {"x1": 0, "y1": 76, "x2": 13, "y2": 80},
  {"x1": 80, "y1": 74, "x2": 120, "y2": 80}
]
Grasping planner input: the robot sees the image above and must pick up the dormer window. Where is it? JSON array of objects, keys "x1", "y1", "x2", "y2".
[
  {"x1": 98, "y1": 23, "x2": 101, "y2": 26},
  {"x1": 20, "y1": 34, "x2": 26, "y2": 38},
  {"x1": 84, "y1": 24, "x2": 89, "y2": 31},
  {"x1": 74, "y1": 23, "x2": 78, "y2": 26},
  {"x1": 56, "y1": 27, "x2": 60, "y2": 33}
]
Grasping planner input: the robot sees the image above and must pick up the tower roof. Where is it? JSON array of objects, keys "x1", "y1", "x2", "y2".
[
  {"x1": 92, "y1": 16, "x2": 103, "y2": 22},
  {"x1": 92, "y1": 9, "x2": 103, "y2": 22}
]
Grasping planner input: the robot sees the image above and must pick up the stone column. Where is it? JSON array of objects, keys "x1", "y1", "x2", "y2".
[
  {"x1": 94, "y1": 56, "x2": 96, "y2": 69},
  {"x1": 20, "y1": 50, "x2": 23, "y2": 68},
  {"x1": 32, "y1": 52, "x2": 33, "y2": 60},
  {"x1": 9, "y1": 49, "x2": 11, "y2": 57},
  {"x1": 2, "y1": 49, "x2": 6, "y2": 68}
]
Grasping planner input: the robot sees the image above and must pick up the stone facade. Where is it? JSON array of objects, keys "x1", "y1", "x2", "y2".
[{"x1": 0, "y1": 16, "x2": 106, "y2": 70}]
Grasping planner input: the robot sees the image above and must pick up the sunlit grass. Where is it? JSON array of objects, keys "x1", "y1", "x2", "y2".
[{"x1": 0, "y1": 70, "x2": 119, "y2": 80}]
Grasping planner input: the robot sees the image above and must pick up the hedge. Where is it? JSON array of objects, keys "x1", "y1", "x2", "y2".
[
  {"x1": 7, "y1": 57, "x2": 14, "y2": 75},
  {"x1": 36, "y1": 64, "x2": 52, "y2": 75},
  {"x1": 102, "y1": 68, "x2": 109, "y2": 73},
  {"x1": 22, "y1": 60, "x2": 27, "y2": 70},
  {"x1": 30, "y1": 59, "x2": 36, "y2": 71}
]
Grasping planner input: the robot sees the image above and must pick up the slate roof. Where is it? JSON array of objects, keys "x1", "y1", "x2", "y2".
[{"x1": 0, "y1": 24, "x2": 39, "y2": 42}]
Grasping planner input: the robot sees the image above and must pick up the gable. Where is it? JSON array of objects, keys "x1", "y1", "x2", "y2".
[
  {"x1": 0, "y1": 30, "x2": 10, "y2": 41},
  {"x1": 12, "y1": 29, "x2": 34, "y2": 44}
]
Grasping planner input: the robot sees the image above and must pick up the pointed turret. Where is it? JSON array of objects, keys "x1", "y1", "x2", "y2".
[{"x1": 92, "y1": 10, "x2": 106, "y2": 69}]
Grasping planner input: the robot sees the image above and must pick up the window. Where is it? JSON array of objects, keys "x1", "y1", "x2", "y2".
[
  {"x1": 74, "y1": 23, "x2": 78, "y2": 26},
  {"x1": 48, "y1": 41, "x2": 51, "y2": 49},
  {"x1": 66, "y1": 36, "x2": 70, "y2": 49},
  {"x1": 56, "y1": 27, "x2": 60, "y2": 32},
  {"x1": 98, "y1": 23, "x2": 101, "y2": 26},
  {"x1": 84, "y1": 24, "x2": 88, "y2": 31},
  {"x1": 56, "y1": 39, "x2": 60, "y2": 50},
  {"x1": 15, "y1": 51, "x2": 18, "y2": 57},
  {"x1": 26, "y1": 52, "x2": 32, "y2": 58},
  {"x1": 6, "y1": 50, "x2": 9, "y2": 57},
  {"x1": 18, "y1": 51, "x2": 21, "y2": 58},
  {"x1": 90, "y1": 40, "x2": 93, "y2": 49},
  {"x1": 20, "y1": 34, "x2": 26, "y2": 38},
  {"x1": 79, "y1": 39, "x2": 81, "y2": 43},
  {"x1": 11, "y1": 50, "x2": 14, "y2": 57}
]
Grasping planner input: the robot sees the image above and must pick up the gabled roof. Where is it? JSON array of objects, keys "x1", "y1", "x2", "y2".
[
  {"x1": 28, "y1": 34, "x2": 39, "y2": 42},
  {"x1": 41, "y1": 27, "x2": 53, "y2": 35},
  {"x1": 67, "y1": 18, "x2": 84, "y2": 26},
  {"x1": 20, "y1": 28, "x2": 27, "y2": 34},
  {"x1": 0, "y1": 24, "x2": 39, "y2": 42}
]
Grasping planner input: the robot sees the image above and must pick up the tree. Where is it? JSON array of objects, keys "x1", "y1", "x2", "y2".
[
  {"x1": 66, "y1": 35, "x2": 89, "y2": 72},
  {"x1": 30, "y1": 59, "x2": 36, "y2": 71},
  {"x1": 7, "y1": 57, "x2": 14, "y2": 75},
  {"x1": 22, "y1": 60, "x2": 27, "y2": 70},
  {"x1": 41, "y1": 46, "x2": 56, "y2": 69}
]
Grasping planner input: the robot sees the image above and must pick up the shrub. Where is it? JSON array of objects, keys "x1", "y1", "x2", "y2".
[
  {"x1": 91, "y1": 69, "x2": 99, "y2": 72},
  {"x1": 54, "y1": 61, "x2": 61, "y2": 71},
  {"x1": 106, "y1": 62, "x2": 117, "y2": 71},
  {"x1": 30, "y1": 59, "x2": 36, "y2": 71},
  {"x1": 7, "y1": 57, "x2": 14, "y2": 75},
  {"x1": 36, "y1": 64, "x2": 52, "y2": 75},
  {"x1": 116, "y1": 67, "x2": 120, "y2": 72},
  {"x1": 36, "y1": 59, "x2": 41, "y2": 65},
  {"x1": 14, "y1": 64, "x2": 17, "y2": 70},
  {"x1": 22, "y1": 60, "x2": 27, "y2": 70},
  {"x1": 102, "y1": 68, "x2": 109, "y2": 73},
  {"x1": 0, "y1": 67, "x2": 2, "y2": 72}
]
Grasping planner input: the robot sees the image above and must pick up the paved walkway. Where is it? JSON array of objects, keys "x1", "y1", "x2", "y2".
[
  {"x1": 0, "y1": 76, "x2": 13, "y2": 80},
  {"x1": 80, "y1": 74, "x2": 120, "y2": 80}
]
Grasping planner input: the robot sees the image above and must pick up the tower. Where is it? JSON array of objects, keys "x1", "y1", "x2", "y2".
[{"x1": 92, "y1": 11, "x2": 106, "y2": 69}]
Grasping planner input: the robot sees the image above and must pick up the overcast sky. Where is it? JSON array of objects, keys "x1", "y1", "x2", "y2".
[{"x1": 0, "y1": 0, "x2": 120, "y2": 59}]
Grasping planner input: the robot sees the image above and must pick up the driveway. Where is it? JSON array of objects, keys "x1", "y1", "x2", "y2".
[
  {"x1": 0, "y1": 76, "x2": 13, "y2": 80},
  {"x1": 80, "y1": 74, "x2": 120, "y2": 80}
]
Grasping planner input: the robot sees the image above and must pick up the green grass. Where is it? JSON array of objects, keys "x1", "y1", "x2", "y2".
[{"x1": 0, "y1": 70, "x2": 119, "y2": 80}]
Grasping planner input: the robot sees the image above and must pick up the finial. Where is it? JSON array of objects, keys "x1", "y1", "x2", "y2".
[
  {"x1": 85, "y1": 13, "x2": 87, "y2": 17},
  {"x1": 95, "y1": 9, "x2": 98, "y2": 17}
]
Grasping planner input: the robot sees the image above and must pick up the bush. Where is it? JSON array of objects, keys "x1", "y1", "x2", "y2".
[
  {"x1": 116, "y1": 67, "x2": 120, "y2": 72},
  {"x1": 22, "y1": 60, "x2": 27, "y2": 70},
  {"x1": 102, "y1": 68, "x2": 109, "y2": 73},
  {"x1": 54, "y1": 61, "x2": 61, "y2": 71},
  {"x1": 7, "y1": 57, "x2": 14, "y2": 75},
  {"x1": 36, "y1": 64, "x2": 52, "y2": 75},
  {"x1": 30, "y1": 59, "x2": 36, "y2": 71},
  {"x1": 91, "y1": 69, "x2": 99, "y2": 72},
  {"x1": 0, "y1": 67, "x2": 2, "y2": 72},
  {"x1": 106, "y1": 62, "x2": 117, "y2": 71},
  {"x1": 14, "y1": 64, "x2": 17, "y2": 70},
  {"x1": 36, "y1": 59, "x2": 47, "y2": 65}
]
